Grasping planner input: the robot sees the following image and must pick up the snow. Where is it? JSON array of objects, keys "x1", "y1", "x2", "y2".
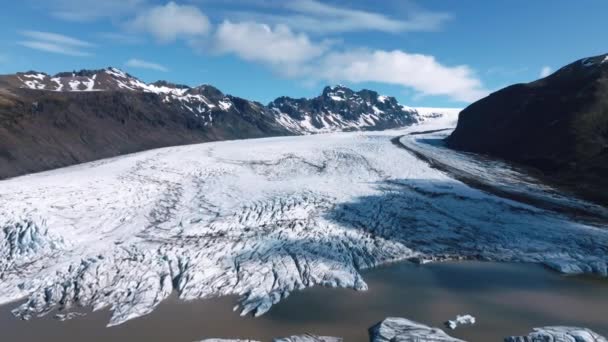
[
  {"x1": 445, "y1": 314, "x2": 475, "y2": 330},
  {"x1": 105, "y1": 67, "x2": 128, "y2": 79},
  {"x1": 23, "y1": 80, "x2": 45, "y2": 90},
  {"x1": 329, "y1": 95, "x2": 344, "y2": 102},
  {"x1": 136, "y1": 82, "x2": 189, "y2": 96},
  {"x1": 377, "y1": 95, "x2": 388, "y2": 103},
  {"x1": 218, "y1": 99, "x2": 233, "y2": 111},
  {"x1": 603, "y1": 56, "x2": 608, "y2": 64},
  {"x1": 68, "y1": 80, "x2": 81, "y2": 91},
  {"x1": 23, "y1": 73, "x2": 46, "y2": 80},
  {"x1": 581, "y1": 58, "x2": 596, "y2": 67},
  {"x1": 1, "y1": 112, "x2": 607, "y2": 328},
  {"x1": 51, "y1": 77, "x2": 63, "y2": 91},
  {"x1": 84, "y1": 76, "x2": 96, "y2": 91},
  {"x1": 414, "y1": 108, "x2": 461, "y2": 127},
  {"x1": 505, "y1": 326, "x2": 607, "y2": 342}
]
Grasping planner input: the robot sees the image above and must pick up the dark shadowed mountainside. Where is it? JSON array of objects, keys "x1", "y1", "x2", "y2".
[{"x1": 447, "y1": 53, "x2": 608, "y2": 204}]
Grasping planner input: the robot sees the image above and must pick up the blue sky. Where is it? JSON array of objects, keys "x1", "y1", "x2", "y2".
[{"x1": 0, "y1": 0, "x2": 606, "y2": 107}]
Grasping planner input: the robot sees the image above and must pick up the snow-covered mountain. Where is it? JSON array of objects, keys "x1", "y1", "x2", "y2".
[
  {"x1": 3, "y1": 67, "x2": 452, "y2": 133},
  {"x1": 3, "y1": 68, "x2": 255, "y2": 121},
  {"x1": 269, "y1": 85, "x2": 419, "y2": 133},
  {"x1": 0, "y1": 67, "x2": 459, "y2": 178}
]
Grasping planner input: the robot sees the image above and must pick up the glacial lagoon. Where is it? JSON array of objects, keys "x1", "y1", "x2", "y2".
[{"x1": 1, "y1": 261, "x2": 607, "y2": 341}]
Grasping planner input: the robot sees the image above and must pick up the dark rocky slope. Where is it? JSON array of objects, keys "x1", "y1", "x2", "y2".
[
  {"x1": 0, "y1": 69, "x2": 289, "y2": 179},
  {"x1": 447, "y1": 53, "x2": 608, "y2": 204}
]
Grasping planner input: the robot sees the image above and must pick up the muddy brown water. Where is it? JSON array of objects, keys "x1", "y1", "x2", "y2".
[{"x1": 1, "y1": 261, "x2": 607, "y2": 342}]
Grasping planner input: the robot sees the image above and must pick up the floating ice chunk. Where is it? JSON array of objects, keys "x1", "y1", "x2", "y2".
[
  {"x1": 274, "y1": 335, "x2": 342, "y2": 342},
  {"x1": 196, "y1": 336, "x2": 340, "y2": 342},
  {"x1": 445, "y1": 314, "x2": 475, "y2": 330},
  {"x1": 197, "y1": 339, "x2": 260, "y2": 342},
  {"x1": 505, "y1": 326, "x2": 607, "y2": 342},
  {"x1": 370, "y1": 317, "x2": 465, "y2": 342}
]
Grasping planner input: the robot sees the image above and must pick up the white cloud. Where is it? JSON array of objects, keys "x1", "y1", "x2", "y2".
[
  {"x1": 125, "y1": 58, "x2": 169, "y2": 72},
  {"x1": 210, "y1": 16, "x2": 485, "y2": 103},
  {"x1": 540, "y1": 66, "x2": 552, "y2": 78},
  {"x1": 214, "y1": 21, "x2": 331, "y2": 66},
  {"x1": 45, "y1": 0, "x2": 147, "y2": 21},
  {"x1": 18, "y1": 31, "x2": 94, "y2": 56},
  {"x1": 129, "y1": 2, "x2": 211, "y2": 43},
  {"x1": 314, "y1": 49, "x2": 488, "y2": 102},
  {"x1": 221, "y1": 0, "x2": 451, "y2": 34}
]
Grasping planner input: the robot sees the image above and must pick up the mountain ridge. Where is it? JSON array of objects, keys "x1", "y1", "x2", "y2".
[{"x1": 0, "y1": 67, "x2": 457, "y2": 179}]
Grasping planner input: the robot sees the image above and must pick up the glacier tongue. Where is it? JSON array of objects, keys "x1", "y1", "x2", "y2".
[{"x1": 1, "y1": 122, "x2": 607, "y2": 326}]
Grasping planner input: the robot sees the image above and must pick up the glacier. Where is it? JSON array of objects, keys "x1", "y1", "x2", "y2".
[{"x1": 0, "y1": 113, "x2": 607, "y2": 327}]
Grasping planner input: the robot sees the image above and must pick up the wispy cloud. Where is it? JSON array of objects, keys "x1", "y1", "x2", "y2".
[
  {"x1": 125, "y1": 58, "x2": 168, "y2": 72},
  {"x1": 219, "y1": 0, "x2": 451, "y2": 34},
  {"x1": 98, "y1": 32, "x2": 144, "y2": 45},
  {"x1": 18, "y1": 30, "x2": 94, "y2": 56},
  {"x1": 44, "y1": 0, "x2": 147, "y2": 21},
  {"x1": 540, "y1": 66, "x2": 552, "y2": 78}
]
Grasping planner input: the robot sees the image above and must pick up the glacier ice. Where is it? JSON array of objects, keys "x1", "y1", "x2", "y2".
[{"x1": 0, "y1": 117, "x2": 607, "y2": 326}]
